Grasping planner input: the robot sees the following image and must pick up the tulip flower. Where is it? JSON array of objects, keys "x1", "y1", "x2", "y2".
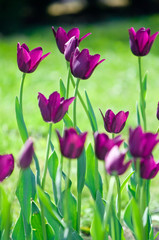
[
  {"x1": 18, "y1": 138, "x2": 34, "y2": 169},
  {"x1": 137, "y1": 154, "x2": 159, "y2": 179},
  {"x1": 38, "y1": 91, "x2": 75, "y2": 123},
  {"x1": 156, "y1": 102, "x2": 159, "y2": 120},
  {"x1": 52, "y1": 26, "x2": 91, "y2": 54},
  {"x1": 17, "y1": 42, "x2": 50, "y2": 73},
  {"x1": 0, "y1": 154, "x2": 14, "y2": 182},
  {"x1": 128, "y1": 27, "x2": 159, "y2": 56},
  {"x1": 56, "y1": 128, "x2": 87, "y2": 159},
  {"x1": 70, "y1": 47, "x2": 105, "y2": 80},
  {"x1": 100, "y1": 109, "x2": 129, "y2": 134},
  {"x1": 105, "y1": 146, "x2": 131, "y2": 175},
  {"x1": 94, "y1": 132, "x2": 123, "y2": 160},
  {"x1": 129, "y1": 126, "x2": 159, "y2": 158}
]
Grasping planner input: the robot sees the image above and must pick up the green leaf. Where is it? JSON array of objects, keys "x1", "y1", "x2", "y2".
[
  {"x1": 77, "y1": 149, "x2": 86, "y2": 193},
  {"x1": 132, "y1": 198, "x2": 144, "y2": 240},
  {"x1": 123, "y1": 199, "x2": 134, "y2": 234},
  {"x1": 90, "y1": 207, "x2": 105, "y2": 240},
  {"x1": 136, "y1": 102, "x2": 141, "y2": 126},
  {"x1": 85, "y1": 91, "x2": 98, "y2": 132},
  {"x1": 63, "y1": 113, "x2": 73, "y2": 128},
  {"x1": 142, "y1": 72, "x2": 147, "y2": 101},
  {"x1": 46, "y1": 224, "x2": 55, "y2": 240},
  {"x1": 12, "y1": 212, "x2": 25, "y2": 240},
  {"x1": 60, "y1": 79, "x2": 66, "y2": 98},
  {"x1": 120, "y1": 171, "x2": 135, "y2": 193},
  {"x1": 15, "y1": 96, "x2": 28, "y2": 143}
]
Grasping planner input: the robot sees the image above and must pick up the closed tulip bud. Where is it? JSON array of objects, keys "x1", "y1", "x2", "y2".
[
  {"x1": 129, "y1": 126, "x2": 159, "y2": 158},
  {"x1": 139, "y1": 154, "x2": 159, "y2": 179},
  {"x1": 56, "y1": 128, "x2": 87, "y2": 159},
  {"x1": 128, "y1": 27, "x2": 159, "y2": 56},
  {"x1": 100, "y1": 109, "x2": 129, "y2": 134},
  {"x1": 38, "y1": 91, "x2": 75, "y2": 123},
  {"x1": 0, "y1": 154, "x2": 14, "y2": 182},
  {"x1": 94, "y1": 132, "x2": 123, "y2": 160},
  {"x1": 17, "y1": 43, "x2": 50, "y2": 73},
  {"x1": 18, "y1": 138, "x2": 34, "y2": 169},
  {"x1": 105, "y1": 146, "x2": 131, "y2": 175},
  {"x1": 70, "y1": 48, "x2": 105, "y2": 80}
]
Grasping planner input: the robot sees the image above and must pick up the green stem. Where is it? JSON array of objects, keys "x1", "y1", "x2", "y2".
[
  {"x1": 112, "y1": 133, "x2": 115, "y2": 139},
  {"x1": 95, "y1": 156, "x2": 99, "y2": 194},
  {"x1": 103, "y1": 162, "x2": 109, "y2": 197},
  {"x1": 42, "y1": 123, "x2": 52, "y2": 189},
  {"x1": 115, "y1": 175, "x2": 121, "y2": 221},
  {"x1": 66, "y1": 68, "x2": 71, "y2": 99},
  {"x1": 73, "y1": 78, "x2": 80, "y2": 128},
  {"x1": 136, "y1": 158, "x2": 141, "y2": 202},
  {"x1": 138, "y1": 57, "x2": 146, "y2": 131},
  {"x1": 19, "y1": 73, "x2": 26, "y2": 112},
  {"x1": 77, "y1": 192, "x2": 82, "y2": 233}
]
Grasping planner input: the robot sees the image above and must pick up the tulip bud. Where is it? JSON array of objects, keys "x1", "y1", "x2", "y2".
[
  {"x1": 18, "y1": 138, "x2": 34, "y2": 169},
  {"x1": 0, "y1": 154, "x2": 14, "y2": 182}
]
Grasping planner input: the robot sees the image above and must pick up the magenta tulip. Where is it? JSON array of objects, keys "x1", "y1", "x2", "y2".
[
  {"x1": 18, "y1": 138, "x2": 34, "y2": 169},
  {"x1": 100, "y1": 109, "x2": 129, "y2": 134},
  {"x1": 94, "y1": 132, "x2": 123, "y2": 160},
  {"x1": 17, "y1": 42, "x2": 50, "y2": 73},
  {"x1": 52, "y1": 26, "x2": 91, "y2": 54},
  {"x1": 105, "y1": 146, "x2": 131, "y2": 175},
  {"x1": 38, "y1": 91, "x2": 75, "y2": 123},
  {"x1": 128, "y1": 27, "x2": 159, "y2": 56},
  {"x1": 129, "y1": 126, "x2": 159, "y2": 158},
  {"x1": 56, "y1": 128, "x2": 87, "y2": 159},
  {"x1": 0, "y1": 154, "x2": 14, "y2": 182},
  {"x1": 139, "y1": 154, "x2": 159, "y2": 179},
  {"x1": 70, "y1": 47, "x2": 105, "y2": 80}
]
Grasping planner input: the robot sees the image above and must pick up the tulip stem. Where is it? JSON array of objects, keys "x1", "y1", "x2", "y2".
[
  {"x1": 138, "y1": 57, "x2": 146, "y2": 131},
  {"x1": 115, "y1": 175, "x2": 121, "y2": 222},
  {"x1": 77, "y1": 192, "x2": 82, "y2": 233},
  {"x1": 66, "y1": 68, "x2": 71, "y2": 99},
  {"x1": 73, "y1": 78, "x2": 80, "y2": 127},
  {"x1": 103, "y1": 162, "x2": 109, "y2": 196},
  {"x1": 42, "y1": 123, "x2": 52, "y2": 189},
  {"x1": 19, "y1": 73, "x2": 26, "y2": 113}
]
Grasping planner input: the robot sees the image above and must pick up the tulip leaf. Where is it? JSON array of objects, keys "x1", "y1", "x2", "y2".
[
  {"x1": 60, "y1": 79, "x2": 66, "y2": 98},
  {"x1": 63, "y1": 113, "x2": 73, "y2": 128},
  {"x1": 77, "y1": 149, "x2": 86, "y2": 194},
  {"x1": 16, "y1": 168, "x2": 36, "y2": 240},
  {"x1": 12, "y1": 212, "x2": 25, "y2": 240},
  {"x1": 123, "y1": 199, "x2": 134, "y2": 234},
  {"x1": 85, "y1": 143, "x2": 102, "y2": 200},
  {"x1": 15, "y1": 96, "x2": 28, "y2": 143},
  {"x1": 136, "y1": 102, "x2": 141, "y2": 126},
  {"x1": 120, "y1": 171, "x2": 135, "y2": 193},
  {"x1": 142, "y1": 72, "x2": 147, "y2": 101},
  {"x1": 85, "y1": 91, "x2": 98, "y2": 132},
  {"x1": 90, "y1": 206, "x2": 105, "y2": 240}
]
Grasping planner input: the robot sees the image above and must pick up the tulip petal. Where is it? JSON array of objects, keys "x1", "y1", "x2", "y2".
[
  {"x1": 17, "y1": 44, "x2": 31, "y2": 72},
  {"x1": 104, "y1": 109, "x2": 115, "y2": 132},
  {"x1": 67, "y1": 28, "x2": 80, "y2": 39},
  {"x1": 56, "y1": 27, "x2": 68, "y2": 53},
  {"x1": 29, "y1": 47, "x2": 43, "y2": 70},
  {"x1": 0, "y1": 154, "x2": 14, "y2": 182},
  {"x1": 112, "y1": 111, "x2": 129, "y2": 133},
  {"x1": 140, "y1": 155, "x2": 159, "y2": 179},
  {"x1": 136, "y1": 29, "x2": 149, "y2": 53},
  {"x1": 49, "y1": 91, "x2": 61, "y2": 122},
  {"x1": 64, "y1": 36, "x2": 79, "y2": 61},
  {"x1": 38, "y1": 92, "x2": 51, "y2": 122},
  {"x1": 79, "y1": 32, "x2": 91, "y2": 42},
  {"x1": 18, "y1": 138, "x2": 34, "y2": 169}
]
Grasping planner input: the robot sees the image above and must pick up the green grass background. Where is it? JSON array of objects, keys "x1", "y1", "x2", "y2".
[{"x1": 1, "y1": 14, "x2": 159, "y2": 228}]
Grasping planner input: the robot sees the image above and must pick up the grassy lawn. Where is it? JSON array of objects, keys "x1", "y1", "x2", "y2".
[{"x1": 1, "y1": 14, "x2": 159, "y2": 230}]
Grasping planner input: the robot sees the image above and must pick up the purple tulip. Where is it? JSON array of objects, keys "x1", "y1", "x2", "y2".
[
  {"x1": 0, "y1": 154, "x2": 14, "y2": 182},
  {"x1": 94, "y1": 132, "x2": 123, "y2": 160},
  {"x1": 52, "y1": 26, "x2": 91, "y2": 54},
  {"x1": 100, "y1": 109, "x2": 129, "y2": 134},
  {"x1": 70, "y1": 47, "x2": 105, "y2": 80},
  {"x1": 17, "y1": 42, "x2": 50, "y2": 73},
  {"x1": 105, "y1": 146, "x2": 131, "y2": 175},
  {"x1": 128, "y1": 27, "x2": 159, "y2": 56},
  {"x1": 139, "y1": 154, "x2": 159, "y2": 179},
  {"x1": 56, "y1": 128, "x2": 87, "y2": 159},
  {"x1": 129, "y1": 126, "x2": 159, "y2": 158},
  {"x1": 156, "y1": 102, "x2": 159, "y2": 120},
  {"x1": 18, "y1": 138, "x2": 34, "y2": 169},
  {"x1": 38, "y1": 91, "x2": 75, "y2": 123}
]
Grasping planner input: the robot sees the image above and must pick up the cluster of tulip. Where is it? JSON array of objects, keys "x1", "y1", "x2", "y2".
[{"x1": 0, "y1": 26, "x2": 159, "y2": 240}]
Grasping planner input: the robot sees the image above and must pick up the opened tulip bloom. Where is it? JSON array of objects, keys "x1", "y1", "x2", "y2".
[
  {"x1": 94, "y1": 132, "x2": 123, "y2": 160},
  {"x1": 129, "y1": 126, "x2": 159, "y2": 158},
  {"x1": 100, "y1": 109, "x2": 129, "y2": 134},
  {"x1": 18, "y1": 138, "x2": 34, "y2": 169},
  {"x1": 138, "y1": 155, "x2": 159, "y2": 179},
  {"x1": 0, "y1": 154, "x2": 14, "y2": 182},
  {"x1": 52, "y1": 26, "x2": 91, "y2": 54},
  {"x1": 38, "y1": 91, "x2": 75, "y2": 123},
  {"x1": 105, "y1": 146, "x2": 131, "y2": 175},
  {"x1": 128, "y1": 27, "x2": 159, "y2": 56},
  {"x1": 56, "y1": 128, "x2": 87, "y2": 159},
  {"x1": 17, "y1": 42, "x2": 50, "y2": 73},
  {"x1": 70, "y1": 47, "x2": 105, "y2": 79}
]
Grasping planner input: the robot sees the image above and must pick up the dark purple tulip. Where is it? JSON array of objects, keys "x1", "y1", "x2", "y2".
[
  {"x1": 38, "y1": 91, "x2": 75, "y2": 123},
  {"x1": 105, "y1": 146, "x2": 131, "y2": 175},
  {"x1": 139, "y1": 154, "x2": 159, "y2": 179},
  {"x1": 129, "y1": 126, "x2": 159, "y2": 158},
  {"x1": 128, "y1": 27, "x2": 159, "y2": 56},
  {"x1": 17, "y1": 42, "x2": 50, "y2": 73},
  {"x1": 156, "y1": 102, "x2": 159, "y2": 120},
  {"x1": 52, "y1": 26, "x2": 91, "y2": 54},
  {"x1": 70, "y1": 47, "x2": 105, "y2": 80},
  {"x1": 0, "y1": 154, "x2": 14, "y2": 182},
  {"x1": 94, "y1": 132, "x2": 123, "y2": 160},
  {"x1": 56, "y1": 128, "x2": 87, "y2": 159},
  {"x1": 18, "y1": 138, "x2": 34, "y2": 169},
  {"x1": 100, "y1": 109, "x2": 129, "y2": 134}
]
